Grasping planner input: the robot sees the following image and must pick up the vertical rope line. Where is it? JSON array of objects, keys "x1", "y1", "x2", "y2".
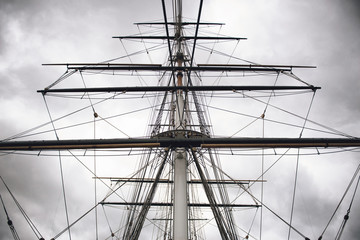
[
  {"x1": 119, "y1": 39, "x2": 151, "y2": 89},
  {"x1": 0, "y1": 191, "x2": 11, "y2": 222},
  {"x1": 102, "y1": 205, "x2": 114, "y2": 236},
  {"x1": 81, "y1": 64, "x2": 132, "y2": 139},
  {"x1": 80, "y1": 71, "x2": 97, "y2": 117},
  {"x1": 226, "y1": 39, "x2": 240, "y2": 65},
  {"x1": 42, "y1": 95, "x2": 71, "y2": 240},
  {"x1": 205, "y1": 25, "x2": 223, "y2": 64},
  {"x1": 58, "y1": 151, "x2": 72, "y2": 240},
  {"x1": 259, "y1": 72, "x2": 279, "y2": 240},
  {"x1": 260, "y1": 118, "x2": 265, "y2": 240},
  {"x1": 80, "y1": 68, "x2": 99, "y2": 239},
  {"x1": 247, "y1": 208, "x2": 258, "y2": 238},
  {"x1": 42, "y1": 95, "x2": 59, "y2": 140},
  {"x1": 299, "y1": 91, "x2": 316, "y2": 138},
  {"x1": 287, "y1": 149, "x2": 300, "y2": 240},
  {"x1": 188, "y1": 0, "x2": 203, "y2": 69},
  {"x1": 288, "y1": 91, "x2": 316, "y2": 239},
  {"x1": 79, "y1": 71, "x2": 96, "y2": 113},
  {"x1": 207, "y1": 39, "x2": 240, "y2": 103},
  {"x1": 136, "y1": 25, "x2": 153, "y2": 64},
  {"x1": 94, "y1": 117, "x2": 98, "y2": 240},
  {"x1": 160, "y1": 0, "x2": 175, "y2": 71}
]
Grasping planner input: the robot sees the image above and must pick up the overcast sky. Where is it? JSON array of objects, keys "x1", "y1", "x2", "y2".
[{"x1": 0, "y1": 0, "x2": 360, "y2": 239}]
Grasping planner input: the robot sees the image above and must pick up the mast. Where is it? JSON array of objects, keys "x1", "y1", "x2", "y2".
[{"x1": 173, "y1": 0, "x2": 188, "y2": 238}]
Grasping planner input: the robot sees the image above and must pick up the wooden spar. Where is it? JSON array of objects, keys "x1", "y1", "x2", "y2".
[
  {"x1": 134, "y1": 21, "x2": 225, "y2": 26},
  {"x1": 101, "y1": 177, "x2": 265, "y2": 184},
  {"x1": 100, "y1": 202, "x2": 261, "y2": 208},
  {"x1": 37, "y1": 85, "x2": 321, "y2": 94},
  {"x1": 42, "y1": 63, "x2": 316, "y2": 69},
  {"x1": 112, "y1": 36, "x2": 247, "y2": 40},
  {"x1": 52, "y1": 65, "x2": 305, "y2": 72},
  {"x1": 0, "y1": 137, "x2": 360, "y2": 151}
]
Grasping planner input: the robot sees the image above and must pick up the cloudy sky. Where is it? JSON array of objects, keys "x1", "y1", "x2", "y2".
[{"x1": 0, "y1": 0, "x2": 360, "y2": 239}]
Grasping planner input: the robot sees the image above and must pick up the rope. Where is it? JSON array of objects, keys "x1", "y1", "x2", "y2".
[
  {"x1": 9, "y1": 102, "x2": 158, "y2": 141},
  {"x1": 335, "y1": 173, "x2": 360, "y2": 240},
  {"x1": 79, "y1": 66, "x2": 102, "y2": 240},
  {"x1": 200, "y1": 103, "x2": 349, "y2": 138},
  {"x1": 237, "y1": 91, "x2": 354, "y2": 138},
  {"x1": 230, "y1": 116, "x2": 262, "y2": 137},
  {"x1": 282, "y1": 71, "x2": 313, "y2": 87},
  {"x1": 191, "y1": 149, "x2": 234, "y2": 240},
  {"x1": 319, "y1": 163, "x2": 360, "y2": 239},
  {"x1": 136, "y1": 24, "x2": 154, "y2": 64},
  {"x1": 51, "y1": 203, "x2": 99, "y2": 239},
  {"x1": 205, "y1": 25, "x2": 223, "y2": 64},
  {"x1": 119, "y1": 39, "x2": 149, "y2": 89},
  {"x1": 42, "y1": 96, "x2": 72, "y2": 240},
  {"x1": 205, "y1": 147, "x2": 312, "y2": 238},
  {"x1": 0, "y1": 191, "x2": 21, "y2": 240},
  {"x1": 258, "y1": 73, "x2": 279, "y2": 238},
  {"x1": 98, "y1": 115, "x2": 131, "y2": 138},
  {"x1": 160, "y1": 0, "x2": 176, "y2": 87},
  {"x1": 45, "y1": 70, "x2": 77, "y2": 90},
  {"x1": 66, "y1": 149, "x2": 128, "y2": 202},
  {"x1": 3, "y1": 94, "x2": 118, "y2": 141},
  {"x1": 79, "y1": 71, "x2": 96, "y2": 114},
  {"x1": 288, "y1": 91, "x2": 316, "y2": 239},
  {"x1": 204, "y1": 155, "x2": 310, "y2": 239},
  {"x1": 188, "y1": 0, "x2": 203, "y2": 70},
  {"x1": 42, "y1": 95, "x2": 59, "y2": 140},
  {"x1": 206, "y1": 39, "x2": 240, "y2": 103},
  {"x1": 104, "y1": 43, "x2": 166, "y2": 63},
  {"x1": 299, "y1": 92, "x2": 316, "y2": 138},
  {"x1": 260, "y1": 120, "x2": 265, "y2": 240},
  {"x1": 94, "y1": 116, "x2": 98, "y2": 240},
  {"x1": 247, "y1": 208, "x2": 259, "y2": 239},
  {"x1": 194, "y1": 44, "x2": 258, "y2": 65},
  {"x1": 57, "y1": 152, "x2": 72, "y2": 240},
  {"x1": 287, "y1": 150, "x2": 300, "y2": 240},
  {"x1": 0, "y1": 176, "x2": 43, "y2": 239},
  {"x1": 102, "y1": 205, "x2": 115, "y2": 238}
]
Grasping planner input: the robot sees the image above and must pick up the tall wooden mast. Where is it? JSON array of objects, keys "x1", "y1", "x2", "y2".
[{"x1": 173, "y1": 0, "x2": 188, "y2": 238}]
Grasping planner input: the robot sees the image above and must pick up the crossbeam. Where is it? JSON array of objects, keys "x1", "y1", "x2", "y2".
[
  {"x1": 134, "y1": 22, "x2": 225, "y2": 26},
  {"x1": 100, "y1": 202, "x2": 260, "y2": 208},
  {"x1": 104, "y1": 178, "x2": 259, "y2": 184},
  {"x1": 0, "y1": 137, "x2": 359, "y2": 151},
  {"x1": 42, "y1": 63, "x2": 315, "y2": 72},
  {"x1": 197, "y1": 64, "x2": 316, "y2": 69},
  {"x1": 64, "y1": 65, "x2": 293, "y2": 72},
  {"x1": 112, "y1": 36, "x2": 246, "y2": 40},
  {"x1": 38, "y1": 85, "x2": 320, "y2": 94},
  {"x1": 43, "y1": 63, "x2": 315, "y2": 69}
]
